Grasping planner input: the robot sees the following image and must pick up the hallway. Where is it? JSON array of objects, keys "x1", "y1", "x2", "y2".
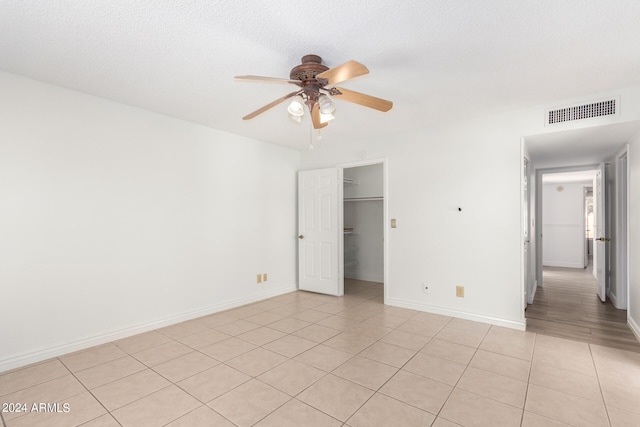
[{"x1": 526, "y1": 266, "x2": 640, "y2": 352}]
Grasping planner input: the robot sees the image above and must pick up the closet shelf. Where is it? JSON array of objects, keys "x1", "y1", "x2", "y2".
[
  {"x1": 343, "y1": 178, "x2": 355, "y2": 185},
  {"x1": 344, "y1": 197, "x2": 383, "y2": 202}
]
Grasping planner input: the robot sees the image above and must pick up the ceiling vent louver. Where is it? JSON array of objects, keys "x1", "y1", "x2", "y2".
[{"x1": 546, "y1": 98, "x2": 618, "y2": 125}]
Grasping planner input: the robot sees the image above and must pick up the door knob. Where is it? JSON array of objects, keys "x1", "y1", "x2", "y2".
[
  {"x1": 298, "y1": 234, "x2": 304, "y2": 239},
  {"x1": 596, "y1": 237, "x2": 610, "y2": 242}
]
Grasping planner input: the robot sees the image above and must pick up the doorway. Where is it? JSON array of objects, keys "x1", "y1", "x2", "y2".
[
  {"x1": 297, "y1": 159, "x2": 388, "y2": 301},
  {"x1": 523, "y1": 138, "x2": 634, "y2": 347},
  {"x1": 341, "y1": 161, "x2": 386, "y2": 299},
  {"x1": 526, "y1": 165, "x2": 637, "y2": 350}
]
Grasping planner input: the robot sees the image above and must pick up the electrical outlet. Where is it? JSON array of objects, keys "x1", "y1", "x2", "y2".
[
  {"x1": 422, "y1": 282, "x2": 430, "y2": 294},
  {"x1": 263, "y1": 273, "x2": 268, "y2": 282},
  {"x1": 456, "y1": 286, "x2": 465, "y2": 298},
  {"x1": 256, "y1": 274, "x2": 262, "y2": 284}
]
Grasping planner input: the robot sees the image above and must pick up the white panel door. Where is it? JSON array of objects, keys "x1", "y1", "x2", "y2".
[
  {"x1": 594, "y1": 162, "x2": 607, "y2": 302},
  {"x1": 298, "y1": 168, "x2": 343, "y2": 296}
]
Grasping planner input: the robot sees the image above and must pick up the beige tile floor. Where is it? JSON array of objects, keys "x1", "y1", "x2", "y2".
[{"x1": 2, "y1": 280, "x2": 640, "y2": 427}]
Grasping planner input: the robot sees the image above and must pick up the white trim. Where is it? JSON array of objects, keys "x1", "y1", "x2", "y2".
[
  {"x1": 528, "y1": 280, "x2": 538, "y2": 305},
  {"x1": 609, "y1": 290, "x2": 619, "y2": 309},
  {"x1": 520, "y1": 139, "x2": 529, "y2": 325},
  {"x1": 615, "y1": 145, "x2": 629, "y2": 309},
  {"x1": 542, "y1": 261, "x2": 586, "y2": 269},
  {"x1": 387, "y1": 297, "x2": 527, "y2": 331},
  {"x1": 628, "y1": 316, "x2": 640, "y2": 343},
  {"x1": 0, "y1": 284, "x2": 297, "y2": 373},
  {"x1": 344, "y1": 273, "x2": 384, "y2": 283},
  {"x1": 533, "y1": 163, "x2": 600, "y2": 287},
  {"x1": 626, "y1": 145, "x2": 632, "y2": 319}
]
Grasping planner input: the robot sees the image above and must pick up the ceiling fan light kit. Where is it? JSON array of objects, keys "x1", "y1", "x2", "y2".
[{"x1": 235, "y1": 54, "x2": 393, "y2": 132}]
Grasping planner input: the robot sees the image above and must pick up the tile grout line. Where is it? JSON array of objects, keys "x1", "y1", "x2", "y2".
[
  {"x1": 331, "y1": 317, "x2": 426, "y2": 424},
  {"x1": 430, "y1": 321, "x2": 486, "y2": 424},
  {"x1": 217, "y1": 289, "x2": 381, "y2": 426},
  {"x1": 197, "y1": 292, "x2": 379, "y2": 425},
  {"x1": 10, "y1": 284, "x2": 590, "y2": 426},
  {"x1": 588, "y1": 343, "x2": 614, "y2": 427},
  {"x1": 136, "y1": 327, "x2": 263, "y2": 427},
  {"x1": 283, "y1": 292, "x2": 385, "y2": 424},
  {"x1": 519, "y1": 331, "x2": 537, "y2": 427},
  {"x1": 338, "y1": 313, "x2": 472, "y2": 424},
  {"x1": 250, "y1": 289, "x2": 397, "y2": 424},
  {"x1": 57, "y1": 356, "x2": 124, "y2": 427}
]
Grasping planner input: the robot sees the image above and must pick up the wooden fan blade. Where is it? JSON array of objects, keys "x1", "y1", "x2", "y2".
[
  {"x1": 235, "y1": 75, "x2": 301, "y2": 85},
  {"x1": 311, "y1": 104, "x2": 328, "y2": 129},
  {"x1": 333, "y1": 87, "x2": 393, "y2": 112},
  {"x1": 316, "y1": 60, "x2": 369, "y2": 85},
  {"x1": 242, "y1": 91, "x2": 302, "y2": 120}
]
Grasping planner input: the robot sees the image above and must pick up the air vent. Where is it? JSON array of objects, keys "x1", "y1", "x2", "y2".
[{"x1": 546, "y1": 98, "x2": 618, "y2": 125}]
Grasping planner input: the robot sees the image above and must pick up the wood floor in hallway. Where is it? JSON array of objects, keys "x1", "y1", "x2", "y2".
[{"x1": 526, "y1": 265, "x2": 640, "y2": 352}]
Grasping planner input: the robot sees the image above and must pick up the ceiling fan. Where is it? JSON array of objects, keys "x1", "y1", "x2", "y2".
[{"x1": 235, "y1": 54, "x2": 393, "y2": 129}]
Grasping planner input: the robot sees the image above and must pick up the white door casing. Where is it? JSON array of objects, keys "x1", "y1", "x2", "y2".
[
  {"x1": 594, "y1": 162, "x2": 607, "y2": 302},
  {"x1": 298, "y1": 168, "x2": 343, "y2": 296},
  {"x1": 523, "y1": 156, "x2": 532, "y2": 306}
]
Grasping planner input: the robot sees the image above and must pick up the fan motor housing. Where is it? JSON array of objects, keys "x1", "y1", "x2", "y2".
[{"x1": 289, "y1": 54, "x2": 329, "y2": 81}]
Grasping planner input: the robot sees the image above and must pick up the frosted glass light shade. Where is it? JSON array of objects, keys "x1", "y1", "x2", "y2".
[
  {"x1": 318, "y1": 94, "x2": 335, "y2": 114},
  {"x1": 287, "y1": 98, "x2": 305, "y2": 116}
]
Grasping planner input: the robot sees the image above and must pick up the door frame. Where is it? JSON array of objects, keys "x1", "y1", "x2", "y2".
[
  {"x1": 583, "y1": 185, "x2": 593, "y2": 268},
  {"x1": 533, "y1": 164, "x2": 599, "y2": 289},
  {"x1": 595, "y1": 162, "x2": 607, "y2": 302},
  {"x1": 338, "y1": 157, "x2": 389, "y2": 303},
  {"x1": 521, "y1": 144, "x2": 533, "y2": 312},
  {"x1": 614, "y1": 144, "x2": 629, "y2": 309}
]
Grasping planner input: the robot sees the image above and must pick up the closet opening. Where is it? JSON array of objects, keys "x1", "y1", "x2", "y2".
[{"x1": 342, "y1": 162, "x2": 385, "y2": 300}]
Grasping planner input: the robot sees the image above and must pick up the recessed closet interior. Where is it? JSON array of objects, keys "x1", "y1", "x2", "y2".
[{"x1": 343, "y1": 164, "x2": 384, "y2": 284}]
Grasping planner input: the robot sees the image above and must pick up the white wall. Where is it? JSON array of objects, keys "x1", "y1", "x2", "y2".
[
  {"x1": 628, "y1": 131, "x2": 640, "y2": 339},
  {"x1": 0, "y1": 72, "x2": 300, "y2": 372},
  {"x1": 301, "y1": 85, "x2": 640, "y2": 331},
  {"x1": 542, "y1": 182, "x2": 588, "y2": 268},
  {"x1": 344, "y1": 164, "x2": 384, "y2": 282},
  {"x1": 302, "y1": 117, "x2": 528, "y2": 328}
]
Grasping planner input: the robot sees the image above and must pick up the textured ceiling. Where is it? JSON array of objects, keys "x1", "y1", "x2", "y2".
[{"x1": 2, "y1": 1, "x2": 640, "y2": 150}]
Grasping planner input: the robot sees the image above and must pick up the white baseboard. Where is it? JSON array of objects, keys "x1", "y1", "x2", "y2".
[
  {"x1": 385, "y1": 297, "x2": 526, "y2": 331},
  {"x1": 629, "y1": 316, "x2": 640, "y2": 343},
  {"x1": 345, "y1": 273, "x2": 384, "y2": 283},
  {"x1": 0, "y1": 283, "x2": 297, "y2": 374},
  {"x1": 608, "y1": 290, "x2": 620, "y2": 309},
  {"x1": 527, "y1": 280, "x2": 538, "y2": 305},
  {"x1": 542, "y1": 261, "x2": 584, "y2": 269}
]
